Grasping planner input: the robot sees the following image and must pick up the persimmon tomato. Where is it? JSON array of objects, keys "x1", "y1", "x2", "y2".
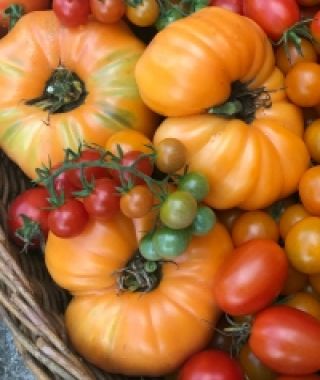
[
  {"x1": 68, "y1": 149, "x2": 109, "y2": 189},
  {"x1": 285, "y1": 62, "x2": 320, "y2": 107},
  {"x1": 299, "y1": 166, "x2": 320, "y2": 215},
  {"x1": 155, "y1": 138, "x2": 187, "y2": 174},
  {"x1": 53, "y1": 0, "x2": 90, "y2": 27},
  {"x1": 279, "y1": 203, "x2": 310, "y2": 239},
  {"x1": 178, "y1": 350, "x2": 244, "y2": 380},
  {"x1": 275, "y1": 39, "x2": 317, "y2": 75},
  {"x1": 280, "y1": 264, "x2": 308, "y2": 295},
  {"x1": 285, "y1": 216, "x2": 320, "y2": 274},
  {"x1": 311, "y1": 10, "x2": 320, "y2": 42},
  {"x1": 231, "y1": 211, "x2": 279, "y2": 247},
  {"x1": 249, "y1": 305, "x2": 320, "y2": 375},
  {"x1": 90, "y1": 0, "x2": 126, "y2": 23},
  {"x1": 284, "y1": 291, "x2": 320, "y2": 321},
  {"x1": 120, "y1": 185, "x2": 153, "y2": 219},
  {"x1": 214, "y1": 239, "x2": 288, "y2": 315},
  {"x1": 126, "y1": 0, "x2": 160, "y2": 27},
  {"x1": 304, "y1": 120, "x2": 320, "y2": 163},
  {"x1": 242, "y1": 0, "x2": 300, "y2": 41},
  {"x1": 210, "y1": 0, "x2": 243, "y2": 14},
  {"x1": 7, "y1": 187, "x2": 50, "y2": 248},
  {"x1": 48, "y1": 199, "x2": 89, "y2": 238},
  {"x1": 83, "y1": 178, "x2": 120, "y2": 219}
]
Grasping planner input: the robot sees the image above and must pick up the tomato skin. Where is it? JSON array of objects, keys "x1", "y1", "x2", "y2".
[
  {"x1": 155, "y1": 138, "x2": 187, "y2": 174},
  {"x1": 279, "y1": 203, "x2": 310, "y2": 239},
  {"x1": 178, "y1": 350, "x2": 244, "y2": 380},
  {"x1": 126, "y1": 0, "x2": 160, "y2": 27},
  {"x1": 210, "y1": 0, "x2": 243, "y2": 14},
  {"x1": 53, "y1": 0, "x2": 90, "y2": 27},
  {"x1": 242, "y1": 0, "x2": 300, "y2": 41},
  {"x1": 280, "y1": 264, "x2": 308, "y2": 295},
  {"x1": 214, "y1": 239, "x2": 288, "y2": 315},
  {"x1": 120, "y1": 185, "x2": 153, "y2": 219},
  {"x1": 249, "y1": 305, "x2": 320, "y2": 375},
  {"x1": 48, "y1": 199, "x2": 89, "y2": 238},
  {"x1": 89, "y1": 0, "x2": 126, "y2": 24},
  {"x1": 7, "y1": 187, "x2": 50, "y2": 247},
  {"x1": 284, "y1": 291, "x2": 320, "y2": 321},
  {"x1": 299, "y1": 166, "x2": 320, "y2": 215},
  {"x1": 83, "y1": 178, "x2": 120, "y2": 219},
  {"x1": 311, "y1": 10, "x2": 320, "y2": 42},
  {"x1": 304, "y1": 120, "x2": 320, "y2": 163}
]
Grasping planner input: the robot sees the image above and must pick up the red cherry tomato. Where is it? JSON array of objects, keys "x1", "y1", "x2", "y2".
[
  {"x1": 89, "y1": 0, "x2": 126, "y2": 24},
  {"x1": 178, "y1": 349, "x2": 244, "y2": 380},
  {"x1": 51, "y1": 163, "x2": 77, "y2": 199},
  {"x1": 53, "y1": 0, "x2": 90, "y2": 27},
  {"x1": 242, "y1": 0, "x2": 300, "y2": 41},
  {"x1": 48, "y1": 199, "x2": 89, "y2": 238},
  {"x1": 210, "y1": 0, "x2": 243, "y2": 14}
]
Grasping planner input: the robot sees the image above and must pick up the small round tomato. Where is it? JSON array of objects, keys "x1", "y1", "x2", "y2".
[
  {"x1": 126, "y1": 0, "x2": 160, "y2": 27},
  {"x1": 249, "y1": 305, "x2": 320, "y2": 375},
  {"x1": 51, "y1": 163, "x2": 77, "y2": 199},
  {"x1": 155, "y1": 138, "x2": 187, "y2": 174},
  {"x1": 139, "y1": 232, "x2": 161, "y2": 261},
  {"x1": 285, "y1": 62, "x2": 320, "y2": 107},
  {"x1": 178, "y1": 172, "x2": 210, "y2": 202},
  {"x1": 210, "y1": 0, "x2": 243, "y2": 14},
  {"x1": 152, "y1": 226, "x2": 191, "y2": 258},
  {"x1": 304, "y1": 119, "x2": 320, "y2": 163},
  {"x1": 285, "y1": 216, "x2": 320, "y2": 274},
  {"x1": 242, "y1": 0, "x2": 300, "y2": 41},
  {"x1": 160, "y1": 191, "x2": 198, "y2": 230},
  {"x1": 216, "y1": 208, "x2": 243, "y2": 232},
  {"x1": 238, "y1": 343, "x2": 277, "y2": 380},
  {"x1": 280, "y1": 264, "x2": 308, "y2": 295},
  {"x1": 48, "y1": 199, "x2": 89, "y2": 238},
  {"x1": 231, "y1": 211, "x2": 279, "y2": 247},
  {"x1": 284, "y1": 291, "x2": 320, "y2": 321},
  {"x1": 191, "y1": 206, "x2": 216, "y2": 236},
  {"x1": 279, "y1": 203, "x2": 310, "y2": 239},
  {"x1": 299, "y1": 166, "x2": 320, "y2": 215},
  {"x1": 7, "y1": 187, "x2": 50, "y2": 248},
  {"x1": 311, "y1": 10, "x2": 320, "y2": 42},
  {"x1": 53, "y1": 0, "x2": 90, "y2": 27},
  {"x1": 178, "y1": 350, "x2": 244, "y2": 380},
  {"x1": 275, "y1": 39, "x2": 317, "y2": 75},
  {"x1": 89, "y1": 0, "x2": 126, "y2": 23},
  {"x1": 120, "y1": 185, "x2": 153, "y2": 219},
  {"x1": 68, "y1": 149, "x2": 109, "y2": 189},
  {"x1": 214, "y1": 239, "x2": 288, "y2": 316},
  {"x1": 83, "y1": 178, "x2": 120, "y2": 219}
]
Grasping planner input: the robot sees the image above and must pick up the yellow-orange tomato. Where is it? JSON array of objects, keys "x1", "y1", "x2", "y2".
[
  {"x1": 279, "y1": 203, "x2": 311, "y2": 239},
  {"x1": 275, "y1": 39, "x2": 317, "y2": 75},
  {"x1": 284, "y1": 291, "x2": 320, "y2": 321},
  {"x1": 304, "y1": 119, "x2": 320, "y2": 163},
  {"x1": 231, "y1": 211, "x2": 279, "y2": 247},
  {"x1": 299, "y1": 166, "x2": 320, "y2": 215},
  {"x1": 45, "y1": 214, "x2": 233, "y2": 376},
  {"x1": 281, "y1": 264, "x2": 309, "y2": 296},
  {"x1": 0, "y1": 11, "x2": 157, "y2": 179}
]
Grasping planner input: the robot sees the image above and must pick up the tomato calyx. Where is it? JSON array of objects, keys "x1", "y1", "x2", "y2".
[
  {"x1": 15, "y1": 214, "x2": 45, "y2": 252},
  {"x1": 208, "y1": 81, "x2": 272, "y2": 123},
  {"x1": 116, "y1": 252, "x2": 162, "y2": 292},
  {"x1": 3, "y1": 4, "x2": 24, "y2": 30},
  {"x1": 25, "y1": 65, "x2": 87, "y2": 114}
]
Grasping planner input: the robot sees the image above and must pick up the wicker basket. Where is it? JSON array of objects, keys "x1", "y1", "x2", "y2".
[{"x1": 0, "y1": 150, "x2": 129, "y2": 380}]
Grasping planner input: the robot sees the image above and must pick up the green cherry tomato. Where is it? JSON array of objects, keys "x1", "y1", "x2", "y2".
[
  {"x1": 139, "y1": 232, "x2": 161, "y2": 261},
  {"x1": 160, "y1": 191, "x2": 198, "y2": 229},
  {"x1": 192, "y1": 206, "x2": 216, "y2": 236},
  {"x1": 152, "y1": 227, "x2": 191, "y2": 258},
  {"x1": 178, "y1": 172, "x2": 210, "y2": 201}
]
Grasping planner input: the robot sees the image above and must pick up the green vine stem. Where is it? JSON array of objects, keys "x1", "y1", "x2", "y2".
[{"x1": 4, "y1": 4, "x2": 24, "y2": 30}]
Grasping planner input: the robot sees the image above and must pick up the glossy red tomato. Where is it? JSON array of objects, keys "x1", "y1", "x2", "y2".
[
  {"x1": 53, "y1": 0, "x2": 90, "y2": 27},
  {"x1": 7, "y1": 187, "x2": 50, "y2": 248},
  {"x1": 178, "y1": 350, "x2": 244, "y2": 380},
  {"x1": 48, "y1": 199, "x2": 89, "y2": 238},
  {"x1": 311, "y1": 10, "x2": 320, "y2": 42},
  {"x1": 51, "y1": 164, "x2": 77, "y2": 199},
  {"x1": 83, "y1": 178, "x2": 120, "y2": 219},
  {"x1": 89, "y1": 0, "x2": 126, "y2": 23},
  {"x1": 250, "y1": 305, "x2": 320, "y2": 375},
  {"x1": 210, "y1": 0, "x2": 243, "y2": 14},
  {"x1": 120, "y1": 185, "x2": 153, "y2": 219},
  {"x1": 214, "y1": 239, "x2": 288, "y2": 315},
  {"x1": 242, "y1": 0, "x2": 300, "y2": 40}
]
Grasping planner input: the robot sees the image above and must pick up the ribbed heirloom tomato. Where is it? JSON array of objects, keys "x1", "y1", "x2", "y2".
[{"x1": 45, "y1": 215, "x2": 233, "y2": 376}]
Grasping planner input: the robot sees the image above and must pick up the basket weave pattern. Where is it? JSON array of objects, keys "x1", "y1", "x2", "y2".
[{"x1": 0, "y1": 150, "x2": 126, "y2": 380}]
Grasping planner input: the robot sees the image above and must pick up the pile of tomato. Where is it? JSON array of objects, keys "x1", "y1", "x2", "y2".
[{"x1": 3, "y1": 1, "x2": 320, "y2": 380}]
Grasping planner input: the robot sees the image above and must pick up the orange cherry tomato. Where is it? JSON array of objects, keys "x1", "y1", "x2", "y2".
[
  {"x1": 285, "y1": 62, "x2": 320, "y2": 107},
  {"x1": 284, "y1": 291, "x2": 320, "y2": 321},
  {"x1": 231, "y1": 211, "x2": 279, "y2": 247},
  {"x1": 90, "y1": 0, "x2": 126, "y2": 23},
  {"x1": 216, "y1": 208, "x2": 243, "y2": 232},
  {"x1": 304, "y1": 119, "x2": 320, "y2": 163},
  {"x1": 299, "y1": 166, "x2": 320, "y2": 215},
  {"x1": 120, "y1": 185, "x2": 154, "y2": 219},
  {"x1": 281, "y1": 264, "x2": 309, "y2": 295},
  {"x1": 279, "y1": 203, "x2": 311, "y2": 239},
  {"x1": 126, "y1": 0, "x2": 160, "y2": 27}
]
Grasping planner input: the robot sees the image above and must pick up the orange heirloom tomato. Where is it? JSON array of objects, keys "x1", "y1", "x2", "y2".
[
  {"x1": 299, "y1": 166, "x2": 320, "y2": 215},
  {"x1": 0, "y1": 11, "x2": 157, "y2": 179},
  {"x1": 45, "y1": 214, "x2": 233, "y2": 376}
]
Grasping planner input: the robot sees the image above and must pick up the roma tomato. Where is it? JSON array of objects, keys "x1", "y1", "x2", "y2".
[
  {"x1": 7, "y1": 187, "x2": 50, "y2": 248},
  {"x1": 242, "y1": 0, "x2": 300, "y2": 41},
  {"x1": 285, "y1": 217, "x2": 320, "y2": 273},
  {"x1": 249, "y1": 305, "x2": 320, "y2": 375},
  {"x1": 120, "y1": 185, "x2": 153, "y2": 219},
  {"x1": 285, "y1": 62, "x2": 320, "y2": 107},
  {"x1": 279, "y1": 203, "x2": 310, "y2": 239},
  {"x1": 299, "y1": 166, "x2": 320, "y2": 215},
  {"x1": 48, "y1": 199, "x2": 89, "y2": 238},
  {"x1": 210, "y1": 0, "x2": 243, "y2": 14},
  {"x1": 53, "y1": 0, "x2": 90, "y2": 27},
  {"x1": 214, "y1": 239, "x2": 288, "y2": 315},
  {"x1": 83, "y1": 178, "x2": 120, "y2": 219},
  {"x1": 284, "y1": 291, "x2": 320, "y2": 320},
  {"x1": 178, "y1": 350, "x2": 244, "y2": 380},
  {"x1": 89, "y1": 0, "x2": 126, "y2": 24},
  {"x1": 304, "y1": 119, "x2": 320, "y2": 163},
  {"x1": 231, "y1": 211, "x2": 279, "y2": 247},
  {"x1": 126, "y1": 0, "x2": 160, "y2": 27}
]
